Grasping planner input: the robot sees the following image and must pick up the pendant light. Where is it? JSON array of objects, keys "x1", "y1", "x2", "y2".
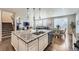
[
  {"x1": 33, "y1": 8, "x2": 35, "y2": 29},
  {"x1": 39, "y1": 8, "x2": 41, "y2": 20},
  {"x1": 26, "y1": 8, "x2": 29, "y2": 20},
  {"x1": 33, "y1": 8, "x2": 35, "y2": 20},
  {"x1": 39, "y1": 8, "x2": 43, "y2": 26}
]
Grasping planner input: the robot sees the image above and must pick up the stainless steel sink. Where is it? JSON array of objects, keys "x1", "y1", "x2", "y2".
[{"x1": 32, "y1": 31, "x2": 45, "y2": 35}]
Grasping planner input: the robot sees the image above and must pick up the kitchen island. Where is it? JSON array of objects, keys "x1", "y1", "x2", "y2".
[{"x1": 11, "y1": 30, "x2": 51, "y2": 51}]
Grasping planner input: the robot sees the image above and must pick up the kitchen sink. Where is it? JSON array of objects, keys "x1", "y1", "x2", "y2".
[{"x1": 32, "y1": 31, "x2": 45, "y2": 35}]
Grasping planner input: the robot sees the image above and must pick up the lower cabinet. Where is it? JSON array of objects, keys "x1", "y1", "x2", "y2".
[
  {"x1": 11, "y1": 33, "x2": 39, "y2": 51},
  {"x1": 28, "y1": 39, "x2": 38, "y2": 51},
  {"x1": 11, "y1": 33, "x2": 48, "y2": 51},
  {"x1": 11, "y1": 33, "x2": 19, "y2": 51},
  {"x1": 18, "y1": 39, "x2": 38, "y2": 51},
  {"x1": 39, "y1": 34, "x2": 48, "y2": 51},
  {"x1": 18, "y1": 39, "x2": 26, "y2": 51}
]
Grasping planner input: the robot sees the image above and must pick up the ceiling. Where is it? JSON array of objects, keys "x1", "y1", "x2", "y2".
[{"x1": 1, "y1": 8, "x2": 79, "y2": 18}]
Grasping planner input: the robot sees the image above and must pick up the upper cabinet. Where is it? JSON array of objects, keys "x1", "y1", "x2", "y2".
[{"x1": 2, "y1": 11, "x2": 14, "y2": 23}]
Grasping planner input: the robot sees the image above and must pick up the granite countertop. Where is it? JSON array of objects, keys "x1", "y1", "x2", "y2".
[{"x1": 12, "y1": 30, "x2": 51, "y2": 43}]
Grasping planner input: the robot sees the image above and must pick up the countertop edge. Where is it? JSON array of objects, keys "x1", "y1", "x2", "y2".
[{"x1": 12, "y1": 31, "x2": 50, "y2": 44}]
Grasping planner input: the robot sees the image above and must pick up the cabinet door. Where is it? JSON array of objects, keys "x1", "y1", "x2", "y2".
[
  {"x1": 11, "y1": 33, "x2": 18, "y2": 51},
  {"x1": 43, "y1": 34, "x2": 48, "y2": 48},
  {"x1": 39, "y1": 34, "x2": 48, "y2": 51},
  {"x1": 18, "y1": 39, "x2": 26, "y2": 51},
  {"x1": 39, "y1": 37, "x2": 45, "y2": 51},
  {"x1": 14, "y1": 37, "x2": 19, "y2": 50},
  {"x1": 28, "y1": 39, "x2": 38, "y2": 51},
  {"x1": 11, "y1": 33, "x2": 15, "y2": 48}
]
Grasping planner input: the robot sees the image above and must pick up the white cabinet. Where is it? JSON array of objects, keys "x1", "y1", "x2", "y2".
[
  {"x1": 28, "y1": 39, "x2": 38, "y2": 51},
  {"x1": 11, "y1": 32, "x2": 48, "y2": 51},
  {"x1": 11, "y1": 33, "x2": 39, "y2": 51},
  {"x1": 11, "y1": 33, "x2": 19, "y2": 51},
  {"x1": 18, "y1": 39, "x2": 26, "y2": 51},
  {"x1": 39, "y1": 34, "x2": 48, "y2": 51}
]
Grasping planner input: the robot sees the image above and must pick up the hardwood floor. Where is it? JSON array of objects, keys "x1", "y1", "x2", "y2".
[
  {"x1": 45, "y1": 37, "x2": 68, "y2": 51},
  {"x1": 45, "y1": 30, "x2": 72, "y2": 51},
  {"x1": 0, "y1": 37, "x2": 15, "y2": 51}
]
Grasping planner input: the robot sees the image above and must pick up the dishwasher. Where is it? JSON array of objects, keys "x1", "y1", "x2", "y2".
[{"x1": 48, "y1": 31, "x2": 53, "y2": 44}]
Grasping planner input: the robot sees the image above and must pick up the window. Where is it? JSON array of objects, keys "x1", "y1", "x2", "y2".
[
  {"x1": 54, "y1": 17, "x2": 68, "y2": 30},
  {"x1": 35, "y1": 20, "x2": 42, "y2": 26},
  {"x1": 35, "y1": 19, "x2": 47, "y2": 27},
  {"x1": 43, "y1": 19, "x2": 47, "y2": 26}
]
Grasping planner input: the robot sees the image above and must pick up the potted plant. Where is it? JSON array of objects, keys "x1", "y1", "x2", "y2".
[
  {"x1": 56, "y1": 25, "x2": 60, "y2": 33},
  {"x1": 70, "y1": 22, "x2": 76, "y2": 33},
  {"x1": 70, "y1": 22, "x2": 75, "y2": 29},
  {"x1": 56, "y1": 25, "x2": 60, "y2": 30}
]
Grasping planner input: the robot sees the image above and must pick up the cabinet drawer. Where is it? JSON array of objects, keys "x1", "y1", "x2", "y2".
[
  {"x1": 39, "y1": 34, "x2": 48, "y2": 51},
  {"x1": 11, "y1": 34, "x2": 18, "y2": 51},
  {"x1": 39, "y1": 39, "x2": 45, "y2": 50},
  {"x1": 28, "y1": 44, "x2": 38, "y2": 51},
  {"x1": 19, "y1": 39, "x2": 26, "y2": 51},
  {"x1": 14, "y1": 37, "x2": 18, "y2": 50},
  {"x1": 28, "y1": 39, "x2": 38, "y2": 46},
  {"x1": 28, "y1": 39, "x2": 38, "y2": 51},
  {"x1": 39, "y1": 44, "x2": 47, "y2": 51}
]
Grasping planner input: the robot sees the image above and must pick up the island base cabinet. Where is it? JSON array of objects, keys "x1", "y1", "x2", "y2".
[
  {"x1": 11, "y1": 33, "x2": 19, "y2": 51},
  {"x1": 39, "y1": 34, "x2": 48, "y2": 51},
  {"x1": 28, "y1": 39, "x2": 38, "y2": 51},
  {"x1": 19, "y1": 39, "x2": 38, "y2": 51},
  {"x1": 11, "y1": 34, "x2": 39, "y2": 51},
  {"x1": 19, "y1": 39, "x2": 26, "y2": 51},
  {"x1": 11, "y1": 32, "x2": 48, "y2": 51}
]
